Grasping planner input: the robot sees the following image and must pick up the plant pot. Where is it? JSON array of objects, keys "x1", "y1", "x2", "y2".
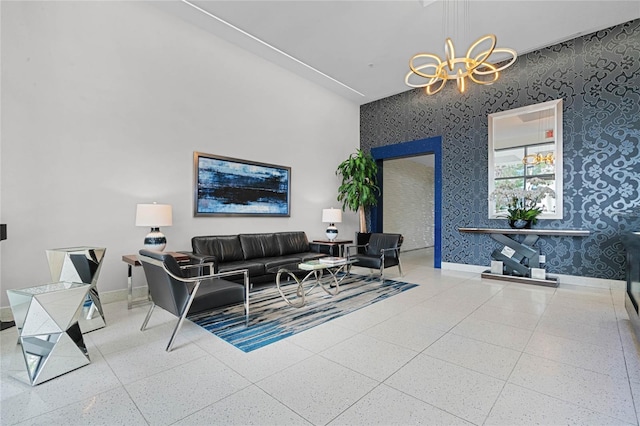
[{"x1": 508, "y1": 219, "x2": 532, "y2": 229}]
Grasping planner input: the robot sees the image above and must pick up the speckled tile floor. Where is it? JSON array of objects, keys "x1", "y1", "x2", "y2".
[{"x1": 2, "y1": 248, "x2": 640, "y2": 425}]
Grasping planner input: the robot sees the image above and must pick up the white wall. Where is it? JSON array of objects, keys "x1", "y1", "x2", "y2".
[
  {"x1": 383, "y1": 158, "x2": 434, "y2": 251},
  {"x1": 0, "y1": 1, "x2": 359, "y2": 310}
]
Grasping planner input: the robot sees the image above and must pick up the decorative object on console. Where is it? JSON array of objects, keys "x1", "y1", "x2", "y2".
[
  {"x1": 194, "y1": 152, "x2": 290, "y2": 217},
  {"x1": 490, "y1": 260, "x2": 503, "y2": 275},
  {"x1": 322, "y1": 208, "x2": 342, "y2": 241},
  {"x1": 136, "y1": 203, "x2": 172, "y2": 251},
  {"x1": 489, "y1": 178, "x2": 555, "y2": 228},
  {"x1": 509, "y1": 219, "x2": 531, "y2": 229},
  {"x1": 336, "y1": 149, "x2": 379, "y2": 233}
]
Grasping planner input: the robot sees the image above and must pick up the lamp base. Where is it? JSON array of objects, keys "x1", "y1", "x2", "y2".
[
  {"x1": 325, "y1": 225, "x2": 338, "y2": 241},
  {"x1": 144, "y1": 227, "x2": 167, "y2": 251}
]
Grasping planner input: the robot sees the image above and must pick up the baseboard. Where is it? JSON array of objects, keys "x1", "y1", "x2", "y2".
[
  {"x1": 441, "y1": 262, "x2": 625, "y2": 290},
  {"x1": 100, "y1": 286, "x2": 150, "y2": 304},
  {"x1": 0, "y1": 306, "x2": 13, "y2": 322},
  {"x1": 441, "y1": 262, "x2": 487, "y2": 274},
  {"x1": 552, "y1": 273, "x2": 625, "y2": 290}
]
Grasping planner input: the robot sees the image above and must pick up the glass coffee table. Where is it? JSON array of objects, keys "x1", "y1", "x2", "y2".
[{"x1": 270, "y1": 258, "x2": 357, "y2": 307}]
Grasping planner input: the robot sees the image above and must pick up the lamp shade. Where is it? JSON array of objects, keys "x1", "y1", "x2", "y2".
[
  {"x1": 322, "y1": 208, "x2": 342, "y2": 224},
  {"x1": 135, "y1": 203, "x2": 172, "y2": 227}
]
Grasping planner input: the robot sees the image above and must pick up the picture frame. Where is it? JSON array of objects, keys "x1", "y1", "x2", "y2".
[{"x1": 194, "y1": 152, "x2": 291, "y2": 217}]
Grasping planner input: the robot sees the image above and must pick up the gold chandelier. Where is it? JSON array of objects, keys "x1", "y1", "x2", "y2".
[
  {"x1": 523, "y1": 152, "x2": 554, "y2": 166},
  {"x1": 405, "y1": 34, "x2": 517, "y2": 95}
]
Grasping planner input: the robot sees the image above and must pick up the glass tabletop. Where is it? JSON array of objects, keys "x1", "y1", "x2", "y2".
[{"x1": 268, "y1": 258, "x2": 356, "y2": 274}]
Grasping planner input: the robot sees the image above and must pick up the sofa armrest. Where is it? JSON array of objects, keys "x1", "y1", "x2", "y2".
[
  {"x1": 345, "y1": 244, "x2": 367, "y2": 258},
  {"x1": 183, "y1": 253, "x2": 219, "y2": 273},
  {"x1": 308, "y1": 242, "x2": 324, "y2": 253},
  {"x1": 379, "y1": 246, "x2": 401, "y2": 259},
  {"x1": 180, "y1": 262, "x2": 215, "y2": 277}
]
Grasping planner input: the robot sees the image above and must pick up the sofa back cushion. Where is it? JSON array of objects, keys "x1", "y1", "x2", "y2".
[
  {"x1": 239, "y1": 233, "x2": 280, "y2": 260},
  {"x1": 192, "y1": 235, "x2": 244, "y2": 263},
  {"x1": 366, "y1": 233, "x2": 402, "y2": 260},
  {"x1": 276, "y1": 231, "x2": 310, "y2": 255}
]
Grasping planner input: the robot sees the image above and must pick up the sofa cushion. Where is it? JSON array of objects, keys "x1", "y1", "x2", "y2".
[
  {"x1": 276, "y1": 231, "x2": 310, "y2": 256},
  {"x1": 192, "y1": 235, "x2": 244, "y2": 263},
  {"x1": 300, "y1": 252, "x2": 327, "y2": 262},
  {"x1": 217, "y1": 260, "x2": 266, "y2": 278},
  {"x1": 239, "y1": 233, "x2": 280, "y2": 260},
  {"x1": 187, "y1": 278, "x2": 244, "y2": 314},
  {"x1": 261, "y1": 256, "x2": 303, "y2": 272},
  {"x1": 367, "y1": 233, "x2": 402, "y2": 260}
]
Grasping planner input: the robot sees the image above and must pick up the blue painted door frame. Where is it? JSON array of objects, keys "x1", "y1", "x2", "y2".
[{"x1": 370, "y1": 136, "x2": 442, "y2": 269}]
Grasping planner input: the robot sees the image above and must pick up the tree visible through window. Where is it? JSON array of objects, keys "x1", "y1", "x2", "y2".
[{"x1": 494, "y1": 143, "x2": 556, "y2": 214}]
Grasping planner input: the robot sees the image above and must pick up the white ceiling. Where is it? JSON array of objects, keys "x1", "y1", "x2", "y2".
[{"x1": 154, "y1": 1, "x2": 640, "y2": 105}]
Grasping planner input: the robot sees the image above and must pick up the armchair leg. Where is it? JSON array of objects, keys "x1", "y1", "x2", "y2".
[
  {"x1": 166, "y1": 282, "x2": 202, "y2": 352},
  {"x1": 141, "y1": 303, "x2": 156, "y2": 331},
  {"x1": 167, "y1": 311, "x2": 189, "y2": 352},
  {"x1": 398, "y1": 259, "x2": 404, "y2": 277}
]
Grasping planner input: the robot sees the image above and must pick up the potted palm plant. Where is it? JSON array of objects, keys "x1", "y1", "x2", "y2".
[{"x1": 336, "y1": 149, "x2": 380, "y2": 233}]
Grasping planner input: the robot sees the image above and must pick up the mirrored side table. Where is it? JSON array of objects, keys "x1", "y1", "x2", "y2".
[
  {"x1": 46, "y1": 246, "x2": 106, "y2": 333},
  {"x1": 7, "y1": 281, "x2": 92, "y2": 386}
]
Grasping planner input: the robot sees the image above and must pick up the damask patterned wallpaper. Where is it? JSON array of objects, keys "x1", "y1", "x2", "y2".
[{"x1": 360, "y1": 19, "x2": 640, "y2": 280}]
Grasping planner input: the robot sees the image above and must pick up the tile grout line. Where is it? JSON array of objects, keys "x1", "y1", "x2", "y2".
[{"x1": 481, "y1": 284, "x2": 554, "y2": 424}]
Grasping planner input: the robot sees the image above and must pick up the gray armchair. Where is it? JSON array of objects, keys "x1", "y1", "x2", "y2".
[
  {"x1": 138, "y1": 249, "x2": 249, "y2": 352},
  {"x1": 347, "y1": 233, "x2": 403, "y2": 281}
]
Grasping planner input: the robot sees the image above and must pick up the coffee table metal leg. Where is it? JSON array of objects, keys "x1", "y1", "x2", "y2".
[
  {"x1": 276, "y1": 269, "x2": 308, "y2": 308},
  {"x1": 320, "y1": 263, "x2": 353, "y2": 295}
]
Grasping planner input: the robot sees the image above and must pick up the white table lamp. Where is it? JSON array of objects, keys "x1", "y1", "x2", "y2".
[
  {"x1": 136, "y1": 203, "x2": 172, "y2": 251},
  {"x1": 322, "y1": 208, "x2": 342, "y2": 241}
]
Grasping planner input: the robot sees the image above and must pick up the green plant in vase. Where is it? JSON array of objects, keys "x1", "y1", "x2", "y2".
[
  {"x1": 490, "y1": 178, "x2": 556, "y2": 228},
  {"x1": 336, "y1": 149, "x2": 379, "y2": 233}
]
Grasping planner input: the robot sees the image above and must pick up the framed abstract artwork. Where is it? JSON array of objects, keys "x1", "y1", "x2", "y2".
[{"x1": 194, "y1": 152, "x2": 291, "y2": 217}]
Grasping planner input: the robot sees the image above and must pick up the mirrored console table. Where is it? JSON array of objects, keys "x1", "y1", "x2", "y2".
[{"x1": 459, "y1": 227, "x2": 590, "y2": 287}]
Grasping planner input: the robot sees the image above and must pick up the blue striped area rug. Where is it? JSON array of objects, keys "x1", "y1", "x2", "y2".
[{"x1": 188, "y1": 274, "x2": 418, "y2": 352}]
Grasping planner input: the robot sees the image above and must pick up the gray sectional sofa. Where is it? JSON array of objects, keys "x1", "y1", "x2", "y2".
[{"x1": 186, "y1": 231, "x2": 327, "y2": 286}]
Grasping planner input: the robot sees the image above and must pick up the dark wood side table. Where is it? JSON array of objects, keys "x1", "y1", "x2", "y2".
[
  {"x1": 312, "y1": 239, "x2": 353, "y2": 257},
  {"x1": 122, "y1": 252, "x2": 190, "y2": 309}
]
